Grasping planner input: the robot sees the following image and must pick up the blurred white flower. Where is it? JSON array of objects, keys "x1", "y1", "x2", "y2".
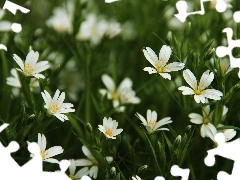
[
  {"x1": 121, "y1": 21, "x2": 137, "y2": 40},
  {"x1": 132, "y1": 175, "x2": 141, "y2": 180},
  {"x1": 41, "y1": 89, "x2": 75, "y2": 121},
  {"x1": 142, "y1": 46, "x2": 185, "y2": 80},
  {"x1": 68, "y1": 159, "x2": 89, "y2": 180},
  {"x1": 0, "y1": 8, "x2": 12, "y2": 31},
  {"x1": 105, "y1": 21, "x2": 122, "y2": 39},
  {"x1": 6, "y1": 68, "x2": 21, "y2": 88},
  {"x1": 75, "y1": 146, "x2": 113, "y2": 179},
  {"x1": 210, "y1": 0, "x2": 232, "y2": 9},
  {"x1": 99, "y1": 74, "x2": 140, "y2": 112},
  {"x1": 76, "y1": 14, "x2": 108, "y2": 45},
  {"x1": 136, "y1": 109, "x2": 172, "y2": 134},
  {"x1": 13, "y1": 50, "x2": 50, "y2": 79},
  {"x1": 28, "y1": 133, "x2": 63, "y2": 163},
  {"x1": 6, "y1": 68, "x2": 39, "y2": 89},
  {"x1": 46, "y1": 1, "x2": 74, "y2": 34},
  {"x1": 178, "y1": 69, "x2": 223, "y2": 103},
  {"x1": 98, "y1": 117, "x2": 123, "y2": 139}
]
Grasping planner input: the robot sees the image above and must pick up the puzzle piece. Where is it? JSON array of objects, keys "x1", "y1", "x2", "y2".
[
  {"x1": 174, "y1": 0, "x2": 227, "y2": 22},
  {"x1": 233, "y1": 11, "x2": 240, "y2": 23},
  {"x1": 171, "y1": 165, "x2": 190, "y2": 180},
  {"x1": 154, "y1": 165, "x2": 190, "y2": 180},
  {"x1": 205, "y1": 132, "x2": 240, "y2": 180},
  {"x1": 215, "y1": 27, "x2": 240, "y2": 78}
]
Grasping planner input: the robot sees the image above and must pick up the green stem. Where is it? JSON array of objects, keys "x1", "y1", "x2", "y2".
[
  {"x1": 142, "y1": 127, "x2": 163, "y2": 176},
  {"x1": 160, "y1": 78, "x2": 185, "y2": 111}
]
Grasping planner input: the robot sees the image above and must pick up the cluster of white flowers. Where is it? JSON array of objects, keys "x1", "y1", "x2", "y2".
[
  {"x1": 46, "y1": 1, "x2": 74, "y2": 34},
  {"x1": 76, "y1": 13, "x2": 122, "y2": 45},
  {"x1": 100, "y1": 74, "x2": 140, "y2": 112},
  {"x1": 142, "y1": 45, "x2": 223, "y2": 104}
]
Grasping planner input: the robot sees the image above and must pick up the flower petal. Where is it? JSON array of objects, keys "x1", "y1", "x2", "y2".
[
  {"x1": 143, "y1": 67, "x2": 157, "y2": 74},
  {"x1": 164, "y1": 62, "x2": 185, "y2": 72},
  {"x1": 178, "y1": 86, "x2": 194, "y2": 95},
  {"x1": 101, "y1": 74, "x2": 115, "y2": 92},
  {"x1": 182, "y1": 69, "x2": 197, "y2": 89},
  {"x1": 198, "y1": 70, "x2": 214, "y2": 90},
  {"x1": 135, "y1": 112, "x2": 147, "y2": 126},
  {"x1": 159, "y1": 45, "x2": 172, "y2": 66},
  {"x1": 159, "y1": 73, "x2": 171, "y2": 80},
  {"x1": 45, "y1": 146, "x2": 63, "y2": 159},
  {"x1": 189, "y1": 113, "x2": 203, "y2": 124},
  {"x1": 142, "y1": 47, "x2": 158, "y2": 68},
  {"x1": 13, "y1": 54, "x2": 24, "y2": 71},
  {"x1": 75, "y1": 159, "x2": 93, "y2": 166}
]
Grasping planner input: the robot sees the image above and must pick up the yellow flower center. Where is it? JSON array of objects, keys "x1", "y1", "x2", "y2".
[
  {"x1": 40, "y1": 150, "x2": 48, "y2": 159},
  {"x1": 24, "y1": 63, "x2": 34, "y2": 75},
  {"x1": 105, "y1": 128, "x2": 113, "y2": 137},
  {"x1": 49, "y1": 104, "x2": 59, "y2": 114},
  {"x1": 156, "y1": 66, "x2": 164, "y2": 73},
  {"x1": 69, "y1": 175, "x2": 77, "y2": 180},
  {"x1": 112, "y1": 93, "x2": 118, "y2": 100},
  {"x1": 194, "y1": 89, "x2": 201, "y2": 95},
  {"x1": 148, "y1": 120, "x2": 157, "y2": 126},
  {"x1": 203, "y1": 118, "x2": 209, "y2": 124}
]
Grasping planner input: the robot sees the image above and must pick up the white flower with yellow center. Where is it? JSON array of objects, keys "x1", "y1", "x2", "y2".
[
  {"x1": 46, "y1": 1, "x2": 73, "y2": 34},
  {"x1": 136, "y1": 109, "x2": 172, "y2": 134},
  {"x1": 41, "y1": 89, "x2": 75, "y2": 122},
  {"x1": 13, "y1": 50, "x2": 50, "y2": 79},
  {"x1": 189, "y1": 105, "x2": 217, "y2": 140},
  {"x1": 75, "y1": 146, "x2": 113, "y2": 179},
  {"x1": 178, "y1": 69, "x2": 223, "y2": 103},
  {"x1": 142, "y1": 45, "x2": 185, "y2": 80},
  {"x1": 28, "y1": 133, "x2": 63, "y2": 163},
  {"x1": 98, "y1": 117, "x2": 123, "y2": 139},
  {"x1": 99, "y1": 74, "x2": 140, "y2": 112}
]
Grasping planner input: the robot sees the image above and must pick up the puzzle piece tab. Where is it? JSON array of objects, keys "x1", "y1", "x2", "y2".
[
  {"x1": 174, "y1": 0, "x2": 227, "y2": 22},
  {"x1": 216, "y1": 27, "x2": 240, "y2": 78},
  {"x1": 205, "y1": 132, "x2": 240, "y2": 180}
]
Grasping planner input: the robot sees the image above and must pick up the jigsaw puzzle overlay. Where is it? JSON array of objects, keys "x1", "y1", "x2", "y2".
[
  {"x1": 0, "y1": 123, "x2": 91, "y2": 180},
  {"x1": 174, "y1": 0, "x2": 240, "y2": 78}
]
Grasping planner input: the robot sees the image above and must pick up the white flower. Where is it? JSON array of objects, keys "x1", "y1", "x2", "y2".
[
  {"x1": 142, "y1": 45, "x2": 185, "y2": 80},
  {"x1": 6, "y1": 69, "x2": 21, "y2": 88},
  {"x1": 98, "y1": 117, "x2": 123, "y2": 139},
  {"x1": 99, "y1": 74, "x2": 140, "y2": 112},
  {"x1": 105, "y1": 21, "x2": 122, "y2": 39},
  {"x1": 46, "y1": 1, "x2": 73, "y2": 34},
  {"x1": 178, "y1": 69, "x2": 223, "y2": 103},
  {"x1": 132, "y1": 175, "x2": 141, "y2": 180},
  {"x1": 136, "y1": 109, "x2": 172, "y2": 134},
  {"x1": 6, "y1": 68, "x2": 39, "y2": 89},
  {"x1": 68, "y1": 159, "x2": 89, "y2": 180},
  {"x1": 28, "y1": 133, "x2": 63, "y2": 163},
  {"x1": 189, "y1": 105, "x2": 217, "y2": 140},
  {"x1": 75, "y1": 146, "x2": 113, "y2": 179},
  {"x1": 41, "y1": 89, "x2": 75, "y2": 122},
  {"x1": 13, "y1": 50, "x2": 50, "y2": 79},
  {"x1": 76, "y1": 14, "x2": 109, "y2": 45}
]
